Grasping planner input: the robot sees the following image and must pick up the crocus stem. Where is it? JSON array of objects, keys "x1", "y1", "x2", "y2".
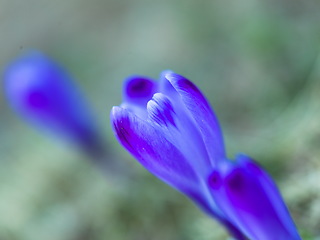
[
  {"x1": 221, "y1": 219, "x2": 247, "y2": 240},
  {"x1": 204, "y1": 205, "x2": 246, "y2": 240},
  {"x1": 209, "y1": 211, "x2": 246, "y2": 240}
]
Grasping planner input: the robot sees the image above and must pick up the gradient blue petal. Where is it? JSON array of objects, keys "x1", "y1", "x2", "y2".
[
  {"x1": 208, "y1": 155, "x2": 301, "y2": 240},
  {"x1": 3, "y1": 51, "x2": 102, "y2": 155},
  {"x1": 111, "y1": 106, "x2": 230, "y2": 220},
  {"x1": 163, "y1": 72, "x2": 226, "y2": 166},
  {"x1": 111, "y1": 106, "x2": 201, "y2": 192},
  {"x1": 146, "y1": 93, "x2": 212, "y2": 176}
]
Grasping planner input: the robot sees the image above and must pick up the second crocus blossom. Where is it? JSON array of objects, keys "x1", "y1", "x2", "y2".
[
  {"x1": 3, "y1": 51, "x2": 104, "y2": 158},
  {"x1": 111, "y1": 71, "x2": 301, "y2": 240},
  {"x1": 208, "y1": 154, "x2": 301, "y2": 240}
]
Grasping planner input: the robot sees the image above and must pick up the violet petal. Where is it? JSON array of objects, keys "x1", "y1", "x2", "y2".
[
  {"x1": 146, "y1": 93, "x2": 212, "y2": 176},
  {"x1": 208, "y1": 155, "x2": 301, "y2": 240},
  {"x1": 164, "y1": 72, "x2": 226, "y2": 166},
  {"x1": 111, "y1": 106, "x2": 199, "y2": 191}
]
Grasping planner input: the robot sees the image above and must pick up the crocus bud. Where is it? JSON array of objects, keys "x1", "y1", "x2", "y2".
[
  {"x1": 208, "y1": 154, "x2": 301, "y2": 240},
  {"x1": 3, "y1": 51, "x2": 103, "y2": 158}
]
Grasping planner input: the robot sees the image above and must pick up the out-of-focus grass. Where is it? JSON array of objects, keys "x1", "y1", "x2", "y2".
[{"x1": 1, "y1": 0, "x2": 320, "y2": 239}]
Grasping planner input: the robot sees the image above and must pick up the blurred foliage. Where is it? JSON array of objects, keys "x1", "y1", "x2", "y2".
[{"x1": 1, "y1": 0, "x2": 320, "y2": 239}]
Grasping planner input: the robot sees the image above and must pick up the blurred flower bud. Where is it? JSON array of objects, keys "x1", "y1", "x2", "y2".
[{"x1": 3, "y1": 51, "x2": 104, "y2": 158}]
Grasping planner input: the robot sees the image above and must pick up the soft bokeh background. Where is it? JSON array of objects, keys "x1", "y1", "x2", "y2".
[{"x1": 1, "y1": 0, "x2": 320, "y2": 239}]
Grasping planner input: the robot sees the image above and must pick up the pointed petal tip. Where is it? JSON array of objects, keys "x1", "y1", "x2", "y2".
[
  {"x1": 162, "y1": 71, "x2": 226, "y2": 165},
  {"x1": 163, "y1": 72, "x2": 202, "y2": 98},
  {"x1": 163, "y1": 71, "x2": 182, "y2": 82},
  {"x1": 146, "y1": 93, "x2": 176, "y2": 127},
  {"x1": 111, "y1": 106, "x2": 121, "y2": 116},
  {"x1": 160, "y1": 71, "x2": 188, "y2": 91},
  {"x1": 110, "y1": 107, "x2": 134, "y2": 150},
  {"x1": 160, "y1": 69, "x2": 174, "y2": 79},
  {"x1": 110, "y1": 106, "x2": 130, "y2": 125}
]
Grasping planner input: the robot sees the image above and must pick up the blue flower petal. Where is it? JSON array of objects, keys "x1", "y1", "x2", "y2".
[
  {"x1": 147, "y1": 93, "x2": 176, "y2": 127},
  {"x1": 111, "y1": 106, "x2": 198, "y2": 189},
  {"x1": 163, "y1": 72, "x2": 226, "y2": 167},
  {"x1": 147, "y1": 93, "x2": 212, "y2": 176}
]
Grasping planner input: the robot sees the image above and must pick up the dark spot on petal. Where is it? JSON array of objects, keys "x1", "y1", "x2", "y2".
[
  {"x1": 208, "y1": 171, "x2": 222, "y2": 189},
  {"x1": 27, "y1": 91, "x2": 49, "y2": 109},
  {"x1": 126, "y1": 78, "x2": 154, "y2": 98},
  {"x1": 131, "y1": 80, "x2": 146, "y2": 91},
  {"x1": 226, "y1": 169, "x2": 245, "y2": 191}
]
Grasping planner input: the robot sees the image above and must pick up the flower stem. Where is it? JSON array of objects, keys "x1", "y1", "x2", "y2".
[{"x1": 220, "y1": 218, "x2": 247, "y2": 240}]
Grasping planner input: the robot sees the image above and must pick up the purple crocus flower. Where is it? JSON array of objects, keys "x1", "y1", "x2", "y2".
[
  {"x1": 3, "y1": 51, "x2": 103, "y2": 158},
  {"x1": 111, "y1": 71, "x2": 243, "y2": 238},
  {"x1": 111, "y1": 71, "x2": 301, "y2": 240}
]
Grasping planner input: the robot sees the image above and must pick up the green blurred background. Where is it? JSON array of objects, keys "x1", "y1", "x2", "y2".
[{"x1": 1, "y1": 0, "x2": 320, "y2": 239}]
